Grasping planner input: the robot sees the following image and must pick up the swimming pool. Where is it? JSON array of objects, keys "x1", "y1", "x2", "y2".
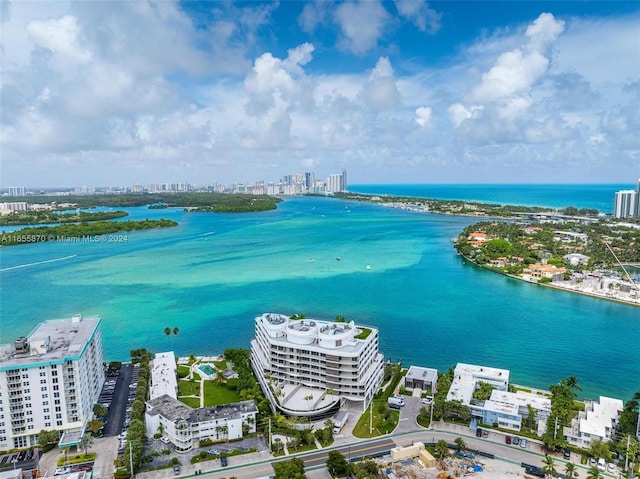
[{"x1": 199, "y1": 364, "x2": 215, "y2": 376}]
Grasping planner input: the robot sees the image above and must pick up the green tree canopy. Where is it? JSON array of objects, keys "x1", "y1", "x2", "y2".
[
  {"x1": 273, "y1": 458, "x2": 305, "y2": 479},
  {"x1": 326, "y1": 450, "x2": 351, "y2": 477}
]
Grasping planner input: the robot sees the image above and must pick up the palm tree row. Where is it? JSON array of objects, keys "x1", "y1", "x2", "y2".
[{"x1": 542, "y1": 455, "x2": 579, "y2": 479}]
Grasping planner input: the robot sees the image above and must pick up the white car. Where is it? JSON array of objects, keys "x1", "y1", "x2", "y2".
[
  {"x1": 160, "y1": 437, "x2": 171, "y2": 444},
  {"x1": 607, "y1": 463, "x2": 616, "y2": 473},
  {"x1": 54, "y1": 467, "x2": 70, "y2": 476},
  {"x1": 421, "y1": 398, "x2": 432, "y2": 404}
]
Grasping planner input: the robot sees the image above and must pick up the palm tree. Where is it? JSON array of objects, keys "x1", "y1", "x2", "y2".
[
  {"x1": 454, "y1": 437, "x2": 466, "y2": 452},
  {"x1": 563, "y1": 376, "x2": 581, "y2": 399},
  {"x1": 586, "y1": 466, "x2": 603, "y2": 479},
  {"x1": 435, "y1": 439, "x2": 449, "y2": 461},
  {"x1": 541, "y1": 455, "x2": 557, "y2": 478},
  {"x1": 304, "y1": 394, "x2": 314, "y2": 409},
  {"x1": 564, "y1": 462, "x2": 578, "y2": 478},
  {"x1": 164, "y1": 327, "x2": 171, "y2": 346}
]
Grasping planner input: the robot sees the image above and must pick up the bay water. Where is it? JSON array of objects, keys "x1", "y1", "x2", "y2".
[{"x1": 0, "y1": 185, "x2": 638, "y2": 401}]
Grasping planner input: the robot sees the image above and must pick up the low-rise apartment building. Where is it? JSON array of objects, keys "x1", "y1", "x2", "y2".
[
  {"x1": 149, "y1": 352, "x2": 178, "y2": 400},
  {"x1": 447, "y1": 363, "x2": 510, "y2": 405},
  {"x1": 481, "y1": 390, "x2": 551, "y2": 433},
  {"x1": 564, "y1": 396, "x2": 623, "y2": 447},
  {"x1": 145, "y1": 396, "x2": 257, "y2": 453}
]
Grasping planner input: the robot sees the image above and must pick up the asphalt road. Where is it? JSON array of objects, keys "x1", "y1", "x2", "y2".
[{"x1": 134, "y1": 423, "x2": 619, "y2": 479}]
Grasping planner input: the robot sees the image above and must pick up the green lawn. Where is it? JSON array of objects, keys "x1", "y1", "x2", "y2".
[
  {"x1": 178, "y1": 397, "x2": 201, "y2": 408},
  {"x1": 352, "y1": 403, "x2": 399, "y2": 438},
  {"x1": 213, "y1": 360, "x2": 227, "y2": 370},
  {"x1": 177, "y1": 365, "x2": 190, "y2": 378},
  {"x1": 202, "y1": 381, "x2": 241, "y2": 407},
  {"x1": 178, "y1": 380, "x2": 200, "y2": 396}
]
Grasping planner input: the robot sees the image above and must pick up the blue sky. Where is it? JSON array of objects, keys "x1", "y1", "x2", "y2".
[{"x1": 1, "y1": 1, "x2": 639, "y2": 187}]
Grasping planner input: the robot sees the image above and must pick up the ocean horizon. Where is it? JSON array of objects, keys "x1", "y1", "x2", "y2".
[{"x1": 1, "y1": 184, "x2": 638, "y2": 402}]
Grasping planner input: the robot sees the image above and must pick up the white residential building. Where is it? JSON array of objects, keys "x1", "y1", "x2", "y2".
[
  {"x1": 145, "y1": 396, "x2": 258, "y2": 453},
  {"x1": 481, "y1": 390, "x2": 552, "y2": 433},
  {"x1": 251, "y1": 313, "x2": 384, "y2": 418},
  {"x1": 447, "y1": 363, "x2": 510, "y2": 406},
  {"x1": 614, "y1": 188, "x2": 639, "y2": 219},
  {"x1": 0, "y1": 315, "x2": 104, "y2": 450},
  {"x1": 564, "y1": 396, "x2": 624, "y2": 447},
  {"x1": 149, "y1": 352, "x2": 178, "y2": 400}
]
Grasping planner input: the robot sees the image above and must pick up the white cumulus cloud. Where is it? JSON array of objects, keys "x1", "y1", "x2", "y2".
[
  {"x1": 415, "y1": 106, "x2": 432, "y2": 127},
  {"x1": 394, "y1": 0, "x2": 441, "y2": 33},
  {"x1": 334, "y1": 0, "x2": 390, "y2": 54}
]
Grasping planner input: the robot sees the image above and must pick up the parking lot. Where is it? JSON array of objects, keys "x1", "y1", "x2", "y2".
[
  {"x1": 0, "y1": 448, "x2": 38, "y2": 473},
  {"x1": 97, "y1": 362, "x2": 139, "y2": 456}
]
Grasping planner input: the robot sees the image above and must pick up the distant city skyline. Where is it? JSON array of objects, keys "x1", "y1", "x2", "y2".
[{"x1": 1, "y1": 1, "x2": 639, "y2": 187}]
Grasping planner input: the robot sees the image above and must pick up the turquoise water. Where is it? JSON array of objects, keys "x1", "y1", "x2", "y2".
[
  {"x1": 199, "y1": 365, "x2": 215, "y2": 375},
  {"x1": 1, "y1": 188, "x2": 638, "y2": 402}
]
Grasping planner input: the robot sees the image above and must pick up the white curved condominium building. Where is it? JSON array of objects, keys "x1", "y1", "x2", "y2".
[{"x1": 251, "y1": 313, "x2": 384, "y2": 418}]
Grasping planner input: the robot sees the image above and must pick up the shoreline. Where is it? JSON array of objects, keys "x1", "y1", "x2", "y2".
[{"x1": 458, "y1": 253, "x2": 640, "y2": 308}]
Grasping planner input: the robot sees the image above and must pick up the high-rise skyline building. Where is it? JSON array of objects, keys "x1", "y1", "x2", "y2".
[
  {"x1": 613, "y1": 181, "x2": 640, "y2": 218},
  {"x1": 8, "y1": 186, "x2": 26, "y2": 196}
]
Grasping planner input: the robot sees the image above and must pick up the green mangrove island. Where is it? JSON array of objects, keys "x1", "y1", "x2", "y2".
[{"x1": 0, "y1": 219, "x2": 178, "y2": 246}]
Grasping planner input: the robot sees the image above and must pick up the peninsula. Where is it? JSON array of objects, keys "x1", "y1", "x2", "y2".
[{"x1": 454, "y1": 221, "x2": 640, "y2": 306}]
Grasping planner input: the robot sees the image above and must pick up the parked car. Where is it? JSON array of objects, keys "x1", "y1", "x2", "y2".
[
  {"x1": 220, "y1": 456, "x2": 228, "y2": 467},
  {"x1": 160, "y1": 437, "x2": 171, "y2": 444},
  {"x1": 607, "y1": 463, "x2": 616, "y2": 473},
  {"x1": 475, "y1": 428, "x2": 482, "y2": 437},
  {"x1": 206, "y1": 449, "x2": 220, "y2": 455},
  {"x1": 55, "y1": 467, "x2": 71, "y2": 476},
  {"x1": 505, "y1": 435, "x2": 512, "y2": 444},
  {"x1": 482, "y1": 430, "x2": 488, "y2": 438},
  {"x1": 524, "y1": 466, "x2": 544, "y2": 478},
  {"x1": 563, "y1": 449, "x2": 571, "y2": 459},
  {"x1": 597, "y1": 458, "x2": 606, "y2": 471},
  {"x1": 512, "y1": 437, "x2": 519, "y2": 445},
  {"x1": 173, "y1": 465, "x2": 180, "y2": 475},
  {"x1": 520, "y1": 438, "x2": 527, "y2": 448},
  {"x1": 589, "y1": 457, "x2": 596, "y2": 466}
]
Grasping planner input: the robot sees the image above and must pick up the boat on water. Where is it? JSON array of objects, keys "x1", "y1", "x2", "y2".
[
  {"x1": 366, "y1": 265, "x2": 371, "y2": 270},
  {"x1": 336, "y1": 257, "x2": 341, "y2": 261}
]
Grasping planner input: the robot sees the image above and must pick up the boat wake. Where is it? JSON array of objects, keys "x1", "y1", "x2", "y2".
[{"x1": 0, "y1": 255, "x2": 77, "y2": 272}]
